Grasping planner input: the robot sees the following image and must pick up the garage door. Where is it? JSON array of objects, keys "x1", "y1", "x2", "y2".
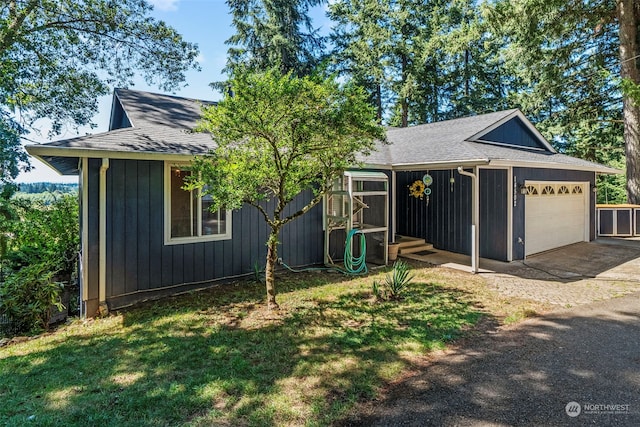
[{"x1": 524, "y1": 182, "x2": 588, "y2": 256}]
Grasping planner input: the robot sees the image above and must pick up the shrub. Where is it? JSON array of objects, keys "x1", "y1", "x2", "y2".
[
  {"x1": 0, "y1": 263, "x2": 65, "y2": 333},
  {"x1": 0, "y1": 194, "x2": 78, "y2": 334},
  {"x1": 373, "y1": 260, "x2": 414, "y2": 301}
]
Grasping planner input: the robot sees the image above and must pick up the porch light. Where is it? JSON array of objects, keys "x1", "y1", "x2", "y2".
[{"x1": 518, "y1": 184, "x2": 528, "y2": 195}]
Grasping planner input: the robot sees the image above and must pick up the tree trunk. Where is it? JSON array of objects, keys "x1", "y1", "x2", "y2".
[
  {"x1": 401, "y1": 53, "x2": 408, "y2": 127},
  {"x1": 618, "y1": 0, "x2": 640, "y2": 204},
  {"x1": 265, "y1": 227, "x2": 280, "y2": 309},
  {"x1": 376, "y1": 83, "x2": 383, "y2": 123}
]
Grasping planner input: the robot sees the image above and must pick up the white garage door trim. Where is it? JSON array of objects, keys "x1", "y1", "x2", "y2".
[{"x1": 524, "y1": 181, "x2": 589, "y2": 257}]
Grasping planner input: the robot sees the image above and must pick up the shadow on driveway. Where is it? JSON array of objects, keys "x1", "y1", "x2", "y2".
[{"x1": 342, "y1": 292, "x2": 640, "y2": 426}]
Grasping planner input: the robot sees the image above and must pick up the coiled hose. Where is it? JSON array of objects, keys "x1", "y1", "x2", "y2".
[{"x1": 344, "y1": 229, "x2": 367, "y2": 274}]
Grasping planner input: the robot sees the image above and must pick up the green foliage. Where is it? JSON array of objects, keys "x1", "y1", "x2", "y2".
[
  {"x1": 329, "y1": 0, "x2": 510, "y2": 126},
  {"x1": 192, "y1": 70, "x2": 384, "y2": 215},
  {"x1": 0, "y1": 195, "x2": 78, "y2": 334},
  {"x1": 0, "y1": 263, "x2": 64, "y2": 333},
  {"x1": 225, "y1": 0, "x2": 325, "y2": 76},
  {"x1": 597, "y1": 159, "x2": 627, "y2": 204},
  {"x1": 0, "y1": 0, "x2": 199, "y2": 184},
  {"x1": 486, "y1": 0, "x2": 627, "y2": 197},
  {"x1": 6, "y1": 195, "x2": 79, "y2": 278},
  {"x1": 621, "y1": 78, "x2": 640, "y2": 106},
  {"x1": 16, "y1": 182, "x2": 78, "y2": 195},
  {"x1": 192, "y1": 69, "x2": 384, "y2": 306},
  {"x1": 373, "y1": 260, "x2": 414, "y2": 301}
]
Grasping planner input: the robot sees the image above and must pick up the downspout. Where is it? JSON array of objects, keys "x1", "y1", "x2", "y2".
[
  {"x1": 457, "y1": 166, "x2": 479, "y2": 274},
  {"x1": 99, "y1": 158, "x2": 109, "y2": 315},
  {"x1": 80, "y1": 158, "x2": 89, "y2": 318},
  {"x1": 391, "y1": 170, "x2": 396, "y2": 243}
]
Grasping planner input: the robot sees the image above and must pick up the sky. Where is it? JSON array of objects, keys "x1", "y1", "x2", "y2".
[{"x1": 18, "y1": 0, "x2": 332, "y2": 183}]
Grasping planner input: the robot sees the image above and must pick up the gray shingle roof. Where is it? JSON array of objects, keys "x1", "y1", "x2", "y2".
[
  {"x1": 113, "y1": 88, "x2": 215, "y2": 131},
  {"x1": 26, "y1": 89, "x2": 617, "y2": 175},
  {"x1": 361, "y1": 109, "x2": 617, "y2": 173}
]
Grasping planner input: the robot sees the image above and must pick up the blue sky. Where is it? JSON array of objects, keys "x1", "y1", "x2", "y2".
[{"x1": 19, "y1": 0, "x2": 331, "y2": 183}]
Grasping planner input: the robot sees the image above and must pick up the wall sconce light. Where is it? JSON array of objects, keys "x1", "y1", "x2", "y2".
[
  {"x1": 518, "y1": 184, "x2": 528, "y2": 195},
  {"x1": 591, "y1": 184, "x2": 597, "y2": 193}
]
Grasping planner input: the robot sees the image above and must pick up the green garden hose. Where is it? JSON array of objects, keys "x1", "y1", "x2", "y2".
[{"x1": 344, "y1": 229, "x2": 367, "y2": 275}]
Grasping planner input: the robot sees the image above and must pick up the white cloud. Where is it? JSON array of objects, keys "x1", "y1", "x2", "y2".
[
  {"x1": 149, "y1": 0, "x2": 180, "y2": 12},
  {"x1": 196, "y1": 53, "x2": 205, "y2": 64}
]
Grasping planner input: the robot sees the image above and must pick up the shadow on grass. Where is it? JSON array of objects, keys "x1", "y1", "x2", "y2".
[{"x1": 0, "y1": 270, "x2": 485, "y2": 426}]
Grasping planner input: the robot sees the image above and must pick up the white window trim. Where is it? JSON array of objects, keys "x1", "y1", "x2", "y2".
[{"x1": 164, "y1": 162, "x2": 232, "y2": 245}]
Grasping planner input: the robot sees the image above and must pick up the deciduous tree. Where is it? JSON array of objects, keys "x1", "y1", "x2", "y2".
[
  {"x1": 191, "y1": 70, "x2": 384, "y2": 308},
  {"x1": 0, "y1": 0, "x2": 200, "y2": 184}
]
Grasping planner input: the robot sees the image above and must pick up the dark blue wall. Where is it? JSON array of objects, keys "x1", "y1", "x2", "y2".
[
  {"x1": 396, "y1": 169, "x2": 508, "y2": 260},
  {"x1": 481, "y1": 117, "x2": 547, "y2": 150},
  {"x1": 396, "y1": 170, "x2": 472, "y2": 255},
  {"x1": 512, "y1": 168, "x2": 596, "y2": 260},
  {"x1": 87, "y1": 159, "x2": 324, "y2": 309},
  {"x1": 479, "y1": 169, "x2": 508, "y2": 261}
]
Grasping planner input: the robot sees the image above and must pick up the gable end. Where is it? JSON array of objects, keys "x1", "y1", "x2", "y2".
[
  {"x1": 109, "y1": 91, "x2": 132, "y2": 131},
  {"x1": 474, "y1": 116, "x2": 550, "y2": 151}
]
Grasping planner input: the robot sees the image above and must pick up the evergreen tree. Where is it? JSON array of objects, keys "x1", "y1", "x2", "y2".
[
  {"x1": 329, "y1": 0, "x2": 510, "y2": 126},
  {"x1": 487, "y1": 0, "x2": 636, "y2": 202},
  {"x1": 225, "y1": 0, "x2": 325, "y2": 76}
]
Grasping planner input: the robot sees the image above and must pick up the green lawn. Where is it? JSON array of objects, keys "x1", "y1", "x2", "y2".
[{"x1": 0, "y1": 265, "x2": 484, "y2": 426}]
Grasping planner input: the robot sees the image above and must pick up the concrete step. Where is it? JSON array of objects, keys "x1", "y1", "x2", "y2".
[{"x1": 399, "y1": 244, "x2": 434, "y2": 255}]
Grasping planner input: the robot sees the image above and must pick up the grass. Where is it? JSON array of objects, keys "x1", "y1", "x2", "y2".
[{"x1": 0, "y1": 262, "x2": 545, "y2": 426}]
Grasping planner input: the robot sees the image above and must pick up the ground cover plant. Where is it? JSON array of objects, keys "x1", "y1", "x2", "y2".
[{"x1": 0, "y1": 263, "x2": 546, "y2": 426}]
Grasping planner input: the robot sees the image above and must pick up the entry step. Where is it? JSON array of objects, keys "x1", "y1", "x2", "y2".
[{"x1": 395, "y1": 236, "x2": 434, "y2": 254}]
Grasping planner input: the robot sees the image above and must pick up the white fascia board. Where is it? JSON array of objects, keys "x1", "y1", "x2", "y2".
[
  {"x1": 390, "y1": 159, "x2": 490, "y2": 171},
  {"x1": 467, "y1": 109, "x2": 557, "y2": 154},
  {"x1": 489, "y1": 159, "x2": 621, "y2": 174},
  {"x1": 25, "y1": 145, "x2": 197, "y2": 162}
]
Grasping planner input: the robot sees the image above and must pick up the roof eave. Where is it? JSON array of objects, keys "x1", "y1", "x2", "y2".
[
  {"x1": 389, "y1": 159, "x2": 490, "y2": 171},
  {"x1": 489, "y1": 159, "x2": 621, "y2": 174},
  {"x1": 25, "y1": 145, "x2": 198, "y2": 162}
]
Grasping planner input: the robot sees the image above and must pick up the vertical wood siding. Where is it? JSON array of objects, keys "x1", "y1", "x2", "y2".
[
  {"x1": 90, "y1": 159, "x2": 323, "y2": 309},
  {"x1": 396, "y1": 170, "x2": 472, "y2": 255},
  {"x1": 512, "y1": 168, "x2": 595, "y2": 260},
  {"x1": 481, "y1": 117, "x2": 546, "y2": 150},
  {"x1": 479, "y1": 169, "x2": 508, "y2": 261}
]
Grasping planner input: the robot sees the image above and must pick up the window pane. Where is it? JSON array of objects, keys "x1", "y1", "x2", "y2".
[
  {"x1": 170, "y1": 167, "x2": 193, "y2": 238},
  {"x1": 201, "y1": 194, "x2": 226, "y2": 235}
]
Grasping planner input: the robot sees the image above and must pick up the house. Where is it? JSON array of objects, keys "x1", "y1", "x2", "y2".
[{"x1": 26, "y1": 89, "x2": 617, "y2": 317}]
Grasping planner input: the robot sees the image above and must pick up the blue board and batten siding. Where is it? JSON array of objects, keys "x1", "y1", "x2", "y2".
[
  {"x1": 85, "y1": 158, "x2": 324, "y2": 310},
  {"x1": 396, "y1": 169, "x2": 508, "y2": 261},
  {"x1": 397, "y1": 170, "x2": 472, "y2": 255},
  {"x1": 512, "y1": 167, "x2": 596, "y2": 261}
]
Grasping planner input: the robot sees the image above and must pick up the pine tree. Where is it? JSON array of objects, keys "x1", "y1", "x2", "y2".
[
  {"x1": 329, "y1": 0, "x2": 511, "y2": 126},
  {"x1": 487, "y1": 0, "x2": 636, "y2": 203},
  {"x1": 225, "y1": 0, "x2": 325, "y2": 76}
]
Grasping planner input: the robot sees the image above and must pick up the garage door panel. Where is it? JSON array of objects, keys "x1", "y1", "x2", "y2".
[{"x1": 525, "y1": 183, "x2": 587, "y2": 256}]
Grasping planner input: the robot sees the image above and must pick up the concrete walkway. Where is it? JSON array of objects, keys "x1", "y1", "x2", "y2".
[
  {"x1": 344, "y1": 292, "x2": 640, "y2": 426},
  {"x1": 403, "y1": 238, "x2": 640, "y2": 307}
]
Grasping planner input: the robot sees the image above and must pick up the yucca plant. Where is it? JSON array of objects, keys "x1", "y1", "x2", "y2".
[{"x1": 373, "y1": 260, "x2": 414, "y2": 301}]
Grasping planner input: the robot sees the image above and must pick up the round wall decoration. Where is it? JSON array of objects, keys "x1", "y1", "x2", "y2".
[
  {"x1": 409, "y1": 180, "x2": 426, "y2": 199},
  {"x1": 422, "y1": 174, "x2": 433, "y2": 186}
]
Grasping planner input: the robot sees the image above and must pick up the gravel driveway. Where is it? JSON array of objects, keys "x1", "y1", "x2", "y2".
[{"x1": 342, "y1": 292, "x2": 640, "y2": 426}]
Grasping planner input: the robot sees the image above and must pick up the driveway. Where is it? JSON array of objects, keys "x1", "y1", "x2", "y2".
[
  {"x1": 342, "y1": 292, "x2": 640, "y2": 426},
  {"x1": 405, "y1": 237, "x2": 640, "y2": 307}
]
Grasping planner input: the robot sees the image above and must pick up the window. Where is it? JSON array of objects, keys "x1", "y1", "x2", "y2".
[{"x1": 165, "y1": 163, "x2": 232, "y2": 244}]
